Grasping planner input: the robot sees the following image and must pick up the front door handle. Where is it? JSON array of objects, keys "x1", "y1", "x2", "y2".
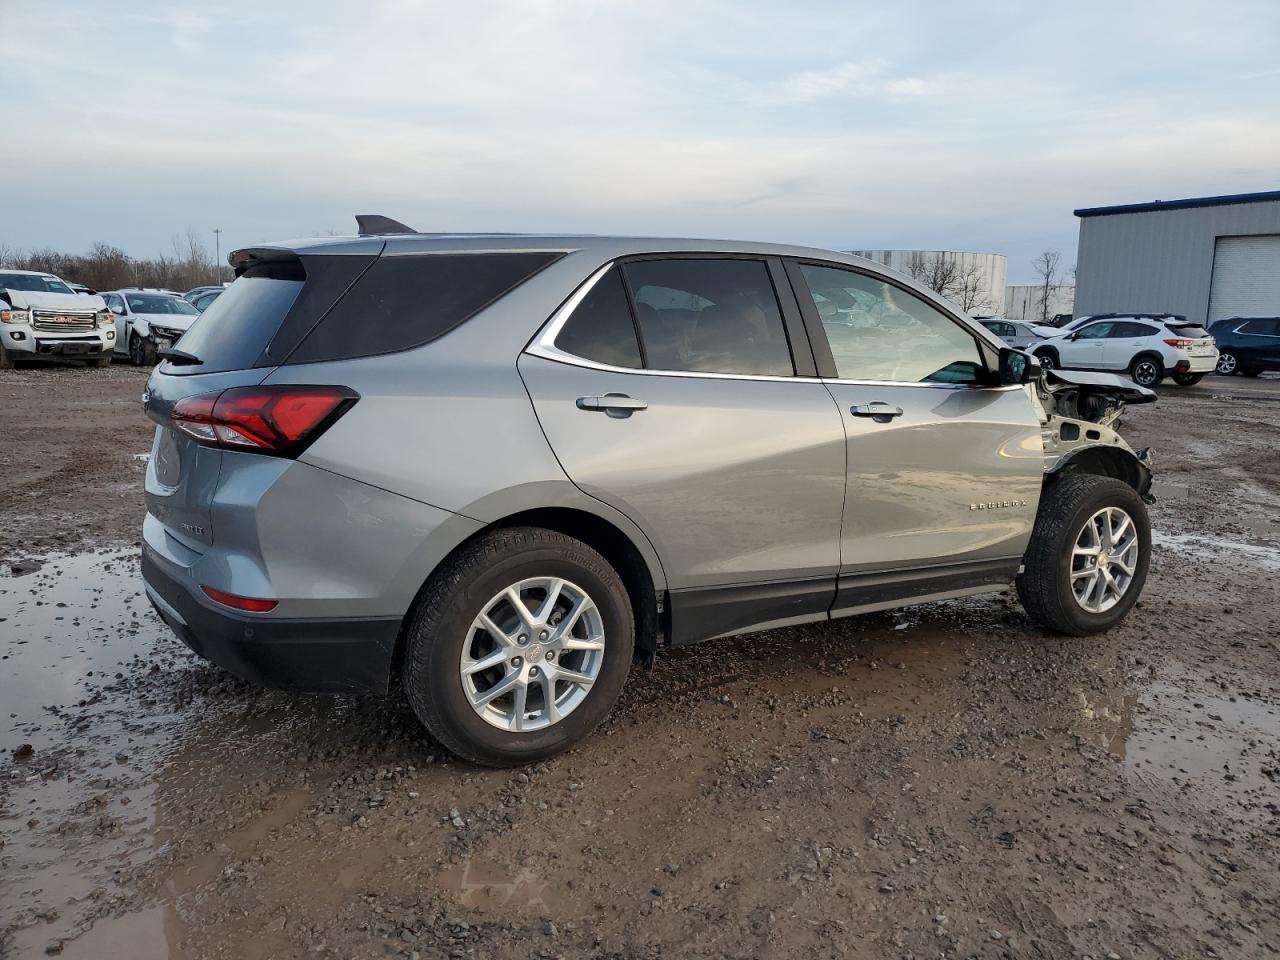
[
  {"x1": 850, "y1": 401, "x2": 904, "y2": 423},
  {"x1": 577, "y1": 393, "x2": 648, "y2": 418}
]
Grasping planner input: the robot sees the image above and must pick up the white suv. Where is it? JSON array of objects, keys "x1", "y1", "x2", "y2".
[{"x1": 1033, "y1": 315, "x2": 1218, "y2": 387}]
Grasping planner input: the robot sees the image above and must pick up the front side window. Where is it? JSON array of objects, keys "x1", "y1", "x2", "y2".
[
  {"x1": 797, "y1": 263, "x2": 984, "y2": 383},
  {"x1": 1074, "y1": 322, "x2": 1114, "y2": 340},
  {"x1": 554, "y1": 266, "x2": 642, "y2": 369},
  {"x1": 621, "y1": 258, "x2": 793, "y2": 376}
]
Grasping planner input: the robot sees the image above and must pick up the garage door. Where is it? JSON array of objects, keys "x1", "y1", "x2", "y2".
[{"x1": 1207, "y1": 235, "x2": 1280, "y2": 322}]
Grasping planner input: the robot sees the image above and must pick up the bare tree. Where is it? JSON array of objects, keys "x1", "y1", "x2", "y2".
[
  {"x1": 905, "y1": 251, "x2": 960, "y2": 299},
  {"x1": 1032, "y1": 250, "x2": 1062, "y2": 324},
  {"x1": 902, "y1": 252, "x2": 992, "y2": 314},
  {"x1": 951, "y1": 259, "x2": 993, "y2": 314}
]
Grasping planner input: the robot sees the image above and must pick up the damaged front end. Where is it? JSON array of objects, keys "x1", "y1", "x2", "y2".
[{"x1": 1030, "y1": 366, "x2": 1156, "y2": 501}]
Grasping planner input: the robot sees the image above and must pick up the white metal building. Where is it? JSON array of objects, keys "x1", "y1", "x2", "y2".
[
  {"x1": 845, "y1": 249, "x2": 1007, "y2": 315},
  {"x1": 1074, "y1": 190, "x2": 1280, "y2": 324},
  {"x1": 1003, "y1": 284, "x2": 1075, "y2": 323}
]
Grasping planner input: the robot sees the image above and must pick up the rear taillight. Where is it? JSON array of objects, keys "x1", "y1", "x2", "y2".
[
  {"x1": 171, "y1": 385, "x2": 357, "y2": 457},
  {"x1": 1163, "y1": 338, "x2": 1195, "y2": 348},
  {"x1": 201, "y1": 585, "x2": 278, "y2": 612}
]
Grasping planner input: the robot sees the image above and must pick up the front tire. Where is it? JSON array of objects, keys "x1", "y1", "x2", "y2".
[
  {"x1": 1215, "y1": 351, "x2": 1239, "y2": 376},
  {"x1": 0, "y1": 349, "x2": 14, "y2": 370},
  {"x1": 1017, "y1": 474, "x2": 1151, "y2": 636},
  {"x1": 1033, "y1": 348, "x2": 1058, "y2": 372},
  {"x1": 129, "y1": 332, "x2": 156, "y2": 366},
  {"x1": 1171, "y1": 372, "x2": 1204, "y2": 386},
  {"x1": 402, "y1": 527, "x2": 634, "y2": 767}
]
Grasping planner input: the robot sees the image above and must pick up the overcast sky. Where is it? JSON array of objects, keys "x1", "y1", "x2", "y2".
[{"x1": 4, "y1": 1, "x2": 1279, "y2": 282}]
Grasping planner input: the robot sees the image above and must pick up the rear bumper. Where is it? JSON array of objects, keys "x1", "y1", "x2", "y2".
[
  {"x1": 1174, "y1": 354, "x2": 1218, "y2": 374},
  {"x1": 142, "y1": 544, "x2": 400, "y2": 694}
]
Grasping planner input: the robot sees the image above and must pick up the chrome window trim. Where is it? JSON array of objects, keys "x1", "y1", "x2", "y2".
[{"x1": 526, "y1": 261, "x2": 1023, "y2": 392}]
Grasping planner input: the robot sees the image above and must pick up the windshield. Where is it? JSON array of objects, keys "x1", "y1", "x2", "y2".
[
  {"x1": 0, "y1": 272, "x2": 75, "y2": 295},
  {"x1": 126, "y1": 294, "x2": 198, "y2": 315}
]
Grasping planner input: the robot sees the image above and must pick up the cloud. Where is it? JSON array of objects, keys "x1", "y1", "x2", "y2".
[{"x1": 2, "y1": 0, "x2": 1279, "y2": 282}]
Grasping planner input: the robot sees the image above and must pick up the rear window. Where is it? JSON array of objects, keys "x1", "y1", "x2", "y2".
[
  {"x1": 1167, "y1": 323, "x2": 1210, "y2": 338},
  {"x1": 285, "y1": 252, "x2": 563, "y2": 365},
  {"x1": 164, "y1": 261, "x2": 306, "y2": 374},
  {"x1": 554, "y1": 266, "x2": 642, "y2": 368}
]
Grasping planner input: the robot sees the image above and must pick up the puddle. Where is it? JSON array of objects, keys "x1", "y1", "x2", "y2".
[
  {"x1": 1153, "y1": 530, "x2": 1280, "y2": 572},
  {"x1": 1082, "y1": 667, "x2": 1280, "y2": 814},
  {"x1": 0, "y1": 549, "x2": 186, "y2": 955},
  {"x1": 56, "y1": 904, "x2": 183, "y2": 960}
]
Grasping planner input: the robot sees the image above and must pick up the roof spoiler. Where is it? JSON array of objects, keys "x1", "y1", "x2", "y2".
[{"x1": 355, "y1": 214, "x2": 417, "y2": 236}]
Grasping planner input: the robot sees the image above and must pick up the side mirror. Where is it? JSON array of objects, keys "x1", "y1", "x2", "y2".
[{"x1": 998, "y1": 347, "x2": 1039, "y2": 385}]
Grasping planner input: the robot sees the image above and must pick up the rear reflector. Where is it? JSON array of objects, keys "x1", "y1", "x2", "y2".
[
  {"x1": 172, "y1": 385, "x2": 357, "y2": 457},
  {"x1": 201, "y1": 585, "x2": 279, "y2": 612}
]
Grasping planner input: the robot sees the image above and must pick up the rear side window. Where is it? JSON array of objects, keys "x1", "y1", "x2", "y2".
[
  {"x1": 167, "y1": 260, "x2": 305, "y2": 374},
  {"x1": 621, "y1": 258, "x2": 793, "y2": 376},
  {"x1": 286, "y1": 252, "x2": 562, "y2": 364},
  {"x1": 554, "y1": 267, "x2": 642, "y2": 368}
]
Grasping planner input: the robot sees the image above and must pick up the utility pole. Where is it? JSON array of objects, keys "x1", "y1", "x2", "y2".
[{"x1": 213, "y1": 228, "x2": 223, "y2": 283}]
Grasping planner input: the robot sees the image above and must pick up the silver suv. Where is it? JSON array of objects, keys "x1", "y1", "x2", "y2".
[{"x1": 141, "y1": 219, "x2": 1156, "y2": 766}]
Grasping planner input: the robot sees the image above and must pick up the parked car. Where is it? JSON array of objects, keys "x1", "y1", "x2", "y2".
[
  {"x1": 978, "y1": 317, "x2": 1057, "y2": 349},
  {"x1": 1032, "y1": 315, "x2": 1217, "y2": 387},
  {"x1": 0, "y1": 269, "x2": 115, "y2": 368},
  {"x1": 103, "y1": 289, "x2": 201, "y2": 365},
  {"x1": 141, "y1": 221, "x2": 1156, "y2": 766},
  {"x1": 1208, "y1": 316, "x2": 1280, "y2": 376},
  {"x1": 189, "y1": 289, "x2": 223, "y2": 313},
  {"x1": 182, "y1": 285, "x2": 226, "y2": 303}
]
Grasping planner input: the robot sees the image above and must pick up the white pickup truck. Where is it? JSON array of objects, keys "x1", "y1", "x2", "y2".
[{"x1": 0, "y1": 269, "x2": 116, "y2": 368}]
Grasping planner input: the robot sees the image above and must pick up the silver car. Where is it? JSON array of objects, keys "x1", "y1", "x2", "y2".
[{"x1": 141, "y1": 220, "x2": 1156, "y2": 766}]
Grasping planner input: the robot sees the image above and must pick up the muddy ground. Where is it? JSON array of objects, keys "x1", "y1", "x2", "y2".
[{"x1": 2, "y1": 362, "x2": 1278, "y2": 960}]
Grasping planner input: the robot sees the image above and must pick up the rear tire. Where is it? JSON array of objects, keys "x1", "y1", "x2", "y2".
[
  {"x1": 1171, "y1": 372, "x2": 1204, "y2": 386},
  {"x1": 1128, "y1": 354, "x2": 1163, "y2": 387},
  {"x1": 1017, "y1": 474, "x2": 1151, "y2": 636},
  {"x1": 402, "y1": 527, "x2": 634, "y2": 767}
]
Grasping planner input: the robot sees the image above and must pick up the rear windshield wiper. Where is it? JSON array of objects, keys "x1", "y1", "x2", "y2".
[{"x1": 158, "y1": 348, "x2": 203, "y2": 366}]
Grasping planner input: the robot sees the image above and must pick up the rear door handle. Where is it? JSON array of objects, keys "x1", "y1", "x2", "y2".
[
  {"x1": 850, "y1": 401, "x2": 903, "y2": 422},
  {"x1": 577, "y1": 393, "x2": 648, "y2": 418}
]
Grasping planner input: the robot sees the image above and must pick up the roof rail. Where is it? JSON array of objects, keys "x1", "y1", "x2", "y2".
[{"x1": 355, "y1": 214, "x2": 417, "y2": 236}]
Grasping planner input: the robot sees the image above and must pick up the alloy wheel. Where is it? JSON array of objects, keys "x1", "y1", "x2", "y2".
[
  {"x1": 460, "y1": 576, "x2": 606, "y2": 732},
  {"x1": 1036, "y1": 353, "x2": 1054, "y2": 371},
  {"x1": 1216, "y1": 352, "x2": 1238, "y2": 375},
  {"x1": 1131, "y1": 359, "x2": 1159, "y2": 386},
  {"x1": 1070, "y1": 506, "x2": 1140, "y2": 614}
]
